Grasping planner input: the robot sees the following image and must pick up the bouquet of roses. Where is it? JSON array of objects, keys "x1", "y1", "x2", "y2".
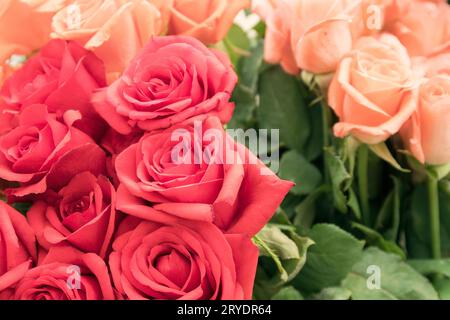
[{"x1": 1, "y1": 0, "x2": 450, "y2": 301}]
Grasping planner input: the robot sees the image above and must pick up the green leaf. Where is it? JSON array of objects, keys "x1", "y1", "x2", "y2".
[
  {"x1": 228, "y1": 42, "x2": 264, "y2": 130},
  {"x1": 313, "y1": 287, "x2": 352, "y2": 300},
  {"x1": 325, "y1": 147, "x2": 352, "y2": 213},
  {"x1": 432, "y1": 277, "x2": 450, "y2": 300},
  {"x1": 294, "y1": 224, "x2": 365, "y2": 293},
  {"x1": 254, "y1": 225, "x2": 314, "y2": 287},
  {"x1": 352, "y1": 223, "x2": 405, "y2": 259},
  {"x1": 257, "y1": 225, "x2": 301, "y2": 261},
  {"x1": 278, "y1": 151, "x2": 322, "y2": 196},
  {"x1": 347, "y1": 188, "x2": 362, "y2": 220},
  {"x1": 408, "y1": 259, "x2": 450, "y2": 278},
  {"x1": 236, "y1": 40, "x2": 264, "y2": 94},
  {"x1": 303, "y1": 101, "x2": 324, "y2": 162},
  {"x1": 258, "y1": 66, "x2": 311, "y2": 152},
  {"x1": 272, "y1": 286, "x2": 304, "y2": 300},
  {"x1": 228, "y1": 84, "x2": 257, "y2": 130},
  {"x1": 369, "y1": 143, "x2": 410, "y2": 173},
  {"x1": 342, "y1": 247, "x2": 438, "y2": 300},
  {"x1": 293, "y1": 185, "x2": 328, "y2": 232},
  {"x1": 223, "y1": 24, "x2": 251, "y2": 66}
]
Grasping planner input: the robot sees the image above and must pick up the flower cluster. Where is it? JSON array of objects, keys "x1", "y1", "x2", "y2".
[
  {"x1": 0, "y1": 0, "x2": 250, "y2": 82},
  {"x1": 0, "y1": 1, "x2": 294, "y2": 300},
  {"x1": 255, "y1": 0, "x2": 450, "y2": 165}
]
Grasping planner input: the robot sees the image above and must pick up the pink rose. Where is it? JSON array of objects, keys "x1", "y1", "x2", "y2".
[
  {"x1": 115, "y1": 116, "x2": 293, "y2": 236},
  {"x1": 0, "y1": 201, "x2": 36, "y2": 299},
  {"x1": 0, "y1": 39, "x2": 107, "y2": 139},
  {"x1": 0, "y1": 104, "x2": 104, "y2": 198},
  {"x1": 109, "y1": 216, "x2": 258, "y2": 300},
  {"x1": 11, "y1": 245, "x2": 116, "y2": 300},
  {"x1": 27, "y1": 171, "x2": 116, "y2": 258},
  {"x1": 92, "y1": 36, "x2": 237, "y2": 135}
]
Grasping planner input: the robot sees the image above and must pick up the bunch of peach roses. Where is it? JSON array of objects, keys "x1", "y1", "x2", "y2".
[
  {"x1": 255, "y1": 0, "x2": 449, "y2": 265},
  {"x1": 255, "y1": 0, "x2": 449, "y2": 165}
]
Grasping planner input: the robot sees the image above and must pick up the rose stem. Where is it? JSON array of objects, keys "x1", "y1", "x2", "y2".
[
  {"x1": 427, "y1": 173, "x2": 441, "y2": 259},
  {"x1": 357, "y1": 144, "x2": 370, "y2": 226},
  {"x1": 321, "y1": 100, "x2": 331, "y2": 185}
]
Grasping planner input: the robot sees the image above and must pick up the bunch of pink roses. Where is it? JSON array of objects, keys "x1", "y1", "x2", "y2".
[{"x1": 0, "y1": 1, "x2": 294, "y2": 300}]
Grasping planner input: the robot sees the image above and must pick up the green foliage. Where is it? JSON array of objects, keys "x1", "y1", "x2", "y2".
[
  {"x1": 293, "y1": 224, "x2": 365, "y2": 293},
  {"x1": 254, "y1": 224, "x2": 313, "y2": 294},
  {"x1": 341, "y1": 248, "x2": 438, "y2": 300},
  {"x1": 278, "y1": 151, "x2": 322, "y2": 196},
  {"x1": 258, "y1": 66, "x2": 311, "y2": 153},
  {"x1": 225, "y1": 21, "x2": 450, "y2": 300}
]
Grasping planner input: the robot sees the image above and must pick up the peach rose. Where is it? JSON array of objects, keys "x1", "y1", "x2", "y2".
[
  {"x1": 384, "y1": 0, "x2": 450, "y2": 57},
  {"x1": 168, "y1": 0, "x2": 250, "y2": 44},
  {"x1": 358, "y1": 0, "x2": 438, "y2": 32},
  {"x1": 0, "y1": 1, "x2": 55, "y2": 51},
  {"x1": 401, "y1": 76, "x2": 450, "y2": 165},
  {"x1": 252, "y1": 0, "x2": 278, "y2": 21},
  {"x1": 257, "y1": 0, "x2": 362, "y2": 74},
  {"x1": 0, "y1": 0, "x2": 59, "y2": 86},
  {"x1": 21, "y1": 0, "x2": 69, "y2": 11},
  {"x1": 413, "y1": 50, "x2": 450, "y2": 78},
  {"x1": 328, "y1": 34, "x2": 418, "y2": 144},
  {"x1": 290, "y1": 0, "x2": 363, "y2": 74},
  {"x1": 51, "y1": 0, "x2": 168, "y2": 80},
  {"x1": 253, "y1": 0, "x2": 299, "y2": 75},
  {"x1": 356, "y1": 0, "x2": 397, "y2": 34}
]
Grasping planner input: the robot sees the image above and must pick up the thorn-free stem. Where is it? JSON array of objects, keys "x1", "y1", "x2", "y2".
[
  {"x1": 358, "y1": 144, "x2": 370, "y2": 226},
  {"x1": 427, "y1": 174, "x2": 441, "y2": 259}
]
